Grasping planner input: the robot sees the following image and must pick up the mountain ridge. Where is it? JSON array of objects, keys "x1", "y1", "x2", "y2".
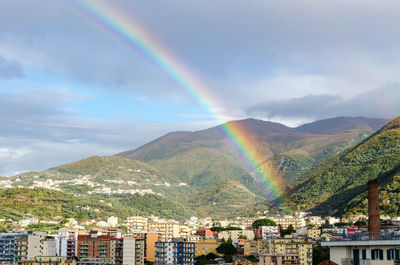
[
  {"x1": 288, "y1": 116, "x2": 400, "y2": 216},
  {"x1": 0, "y1": 116, "x2": 392, "y2": 220}
]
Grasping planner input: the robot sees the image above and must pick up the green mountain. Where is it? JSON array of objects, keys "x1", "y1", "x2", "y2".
[
  {"x1": 2, "y1": 156, "x2": 196, "y2": 220},
  {"x1": 0, "y1": 116, "x2": 390, "y2": 220},
  {"x1": 288, "y1": 116, "x2": 400, "y2": 216},
  {"x1": 119, "y1": 117, "x2": 387, "y2": 186},
  {"x1": 0, "y1": 187, "x2": 194, "y2": 222}
]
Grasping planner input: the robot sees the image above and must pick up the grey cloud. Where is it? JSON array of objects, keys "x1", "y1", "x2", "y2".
[
  {"x1": 1, "y1": 0, "x2": 400, "y2": 102},
  {"x1": 0, "y1": 89, "x2": 213, "y2": 176},
  {"x1": 247, "y1": 83, "x2": 400, "y2": 120},
  {"x1": 0, "y1": 57, "x2": 25, "y2": 79}
]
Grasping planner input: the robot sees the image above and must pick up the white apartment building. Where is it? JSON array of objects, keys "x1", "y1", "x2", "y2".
[
  {"x1": 126, "y1": 216, "x2": 148, "y2": 232},
  {"x1": 322, "y1": 236, "x2": 400, "y2": 265},
  {"x1": 271, "y1": 216, "x2": 306, "y2": 230},
  {"x1": 155, "y1": 240, "x2": 195, "y2": 265},
  {"x1": 107, "y1": 216, "x2": 119, "y2": 227},
  {"x1": 122, "y1": 236, "x2": 145, "y2": 265},
  {"x1": 56, "y1": 231, "x2": 78, "y2": 258},
  {"x1": 148, "y1": 220, "x2": 180, "y2": 242},
  {"x1": 261, "y1": 226, "x2": 280, "y2": 239}
]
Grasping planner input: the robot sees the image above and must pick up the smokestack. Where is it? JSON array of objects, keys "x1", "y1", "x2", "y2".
[{"x1": 368, "y1": 179, "x2": 381, "y2": 239}]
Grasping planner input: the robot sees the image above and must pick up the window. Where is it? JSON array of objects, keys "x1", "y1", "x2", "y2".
[
  {"x1": 387, "y1": 249, "x2": 399, "y2": 260},
  {"x1": 371, "y1": 249, "x2": 383, "y2": 260},
  {"x1": 361, "y1": 249, "x2": 367, "y2": 260}
]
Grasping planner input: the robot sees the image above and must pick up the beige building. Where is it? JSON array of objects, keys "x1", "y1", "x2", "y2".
[
  {"x1": 179, "y1": 225, "x2": 190, "y2": 239},
  {"x1": 271, "y1": 216, "x2": 306, "y2": 230},
  {"x1": 195, "y1": 239, "x2": 221, "y2": 257},
  {"x1": 218, "y1": 230, "x2": 255, "y2": 241},
  {"x1": 259, "y1": 253, "x2": 300, "y2": 265},
  {"x1": 322, "y1": 238, "x2": 400, "y2": 265},
  {"x1": 307, "y1": 229, "x2": 321, "y2": 239},
  {"x1": 297, "y1": 227, "x2": 321, "y2": 239},
  {"x1": 265, "y1": 237, "x2": 312, "y2": 265},
  {"x1": 243, "y1": 240, "x2": 266, "y2": 256},
  {"x1": 126, "y1": 216, "x2": 148, "y2": 232},
  {"x1": 148, "y1": 220, "x2": 180, "y2": 242},
  {"x1": 27, "y1": 232, "x2": 56, "y2": 259}
]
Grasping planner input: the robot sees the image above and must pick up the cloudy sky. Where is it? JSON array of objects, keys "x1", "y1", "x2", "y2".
[{"x1": 1, "y1": 0, "x2": 400, "y2": 175}]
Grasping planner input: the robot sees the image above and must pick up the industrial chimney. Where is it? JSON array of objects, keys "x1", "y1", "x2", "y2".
[{"x1": 368, "y1": 179, "x2": 381, "y2": 239}]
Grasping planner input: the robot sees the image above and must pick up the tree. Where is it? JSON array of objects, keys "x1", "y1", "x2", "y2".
[
  {"x1": 286, "y1": 224, "x2": 295, "y2": 234},
  {"x1": 60, "y1": 218, "x2": 69, "y2": 226},
  {"x1": 353, "y1": 220, "x2": 367, "y2": 226},
  {"x1": 206, "y1": 253, "x2": 218, "y2": 260},
  {"x1": 118, "y1": 225, "x2": 128, "y2": 233},
  {"x1": 210, "y1": 226, "x2": 224, "y2": 232},
  {"x1": 280, "y1": 224, "x2": 295, "y2": 237},
  {"x1": 319, "y1": 220, "x2": 331, "y2": 229},
  {"x1": 216, "y1": 242, "x2": 237, "y2": 256},
  {"x1": 252, "y1": 218, "x2": 277, "y2": 228}
]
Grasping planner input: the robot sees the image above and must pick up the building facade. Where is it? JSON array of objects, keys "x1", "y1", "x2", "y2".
[
  {"x1": 265, "y1": 237, "x2": 312, "y2": 265},
  {"x1": 155, "y1": 240, "x2": 195, "y2": 265},
  {"x1": 148, "y1": 220, "x2": 180, "y2": 242},
  {"x1": 195, "y1": 239, "x2": 220, "y2": 257},
  {"x1": 322, "y1": 237, "x2": 400, "y2": 265}
]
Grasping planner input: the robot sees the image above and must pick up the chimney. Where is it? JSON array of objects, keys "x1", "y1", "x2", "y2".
[{"x1": 368, "y1": 179, "x2": 381, "y2": 239}]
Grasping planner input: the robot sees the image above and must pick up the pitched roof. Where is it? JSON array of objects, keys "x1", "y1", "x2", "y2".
[{"x1": 318, "y1": 260, "x2": 339, "y2": 265}]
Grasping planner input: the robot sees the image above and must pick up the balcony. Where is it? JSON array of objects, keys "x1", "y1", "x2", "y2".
[
  {"x1": 332, "y1": 233, "x2": 400, "y2": 242},
  {"x1": 342, "y1": 258, "x2": 370, "y2": 265}
]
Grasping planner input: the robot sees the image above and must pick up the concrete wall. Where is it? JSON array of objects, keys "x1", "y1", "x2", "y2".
[
  {"x1": 122, "y1": 237, "x2": 136, "y2": 265},
  {"x1": 330, "y1": 245, "x2": 396, "y2": 265}
]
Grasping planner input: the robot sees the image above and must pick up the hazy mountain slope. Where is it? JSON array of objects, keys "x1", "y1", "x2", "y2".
[
  {"x1": 296, "y1": 116, "x2": 389, "y2": 135},
  {"x1": 289, "y1": 116, "x2": 400, "y2": 216}
]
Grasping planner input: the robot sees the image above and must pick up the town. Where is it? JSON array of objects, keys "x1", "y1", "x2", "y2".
[{"x1": 0, "y1": 181, "x2": 398, "y2": 265}]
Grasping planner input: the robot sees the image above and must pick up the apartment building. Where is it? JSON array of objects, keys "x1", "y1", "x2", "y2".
[
  {"x1": 155, "y1": 240, "x2": 195, "y2": 265},
  {"x1": 296, "y1": 227, "x2": 321, "y2": 239},
  {"x1": 17, "y1": 256, "x2": 76, "y2": 265},
  {"x1": 195, "y1": 239, "x2": 220, "y2": 257},
  {"x1": 195, "y1": 228, "x2": 216, "y2": 239},
  {"x1": 107, "y1": 217, "x2": 118, "y2": 228},
  {"x1": 129, "y1": 232, "x2": 159, "y2": 262},
  {"x1": 243, "y1": 240, "x2": 267, "y2": 256},
  {"x1": 77, "y1": 231, "x2": 145, "y2": 265},
  {"x1": 77, "y1": 233, "x2": 113, "y2": 262},
  {"x1": 109, "y1": 238, "x2": 123, "y2": 265},
  {"x1": 56, "y1": 232, "x2": 77, "y2": 258},
  {"x1": 126, "y1": 217, "x2": 148, "y2": 233},
  {"x1": 322, "y1": 236, "x2": 400, "y2": 265},
  {"x1": 0, "y1": 232, "x2": 22, "y2": 262},
  {"x1": 265, "y1": 237, "x2": 312, "y2": 265},
  {"x1": 259, "y1": 253, "x2": 300, "y2": 265},
  {"x1": 179, "y1": 226, "x2": 190, "y2": 240},
  {"x1": 260, "y1": 226, "x2": 280, "y2": 239},
  {"x1": 271, "y1": 216, "x2": 306, "y2": 230},
  {"x1": 218, "y1": 230, "x2": 254, "y2": 241},
  {"x1": 148, "y1": 220, "x2": 180, "y2": 242},
  {"x1": 0, "y1": 231, "x2": 59, "y2": 262},
  {"x1": 122, "y1": 237, "x2": 144, "y2": 265}
]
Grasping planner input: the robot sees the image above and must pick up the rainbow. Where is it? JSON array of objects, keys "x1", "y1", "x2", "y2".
[{"x1": 70, "y1": 0, "x2": 285, "y2": 198}]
